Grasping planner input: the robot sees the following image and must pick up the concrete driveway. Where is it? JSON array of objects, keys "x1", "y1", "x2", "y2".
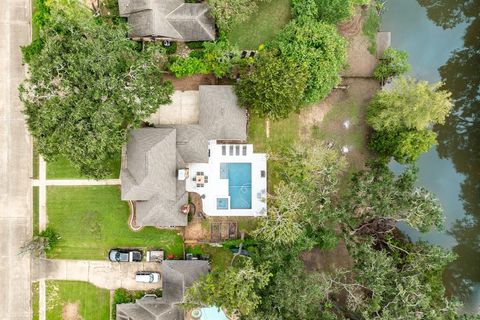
[
  {"x1": 0, "y1": 0, "x2": 33, "y2": 319},
  {"x1": 147, "y1": 90, "x2": 199, "y2": 125},
  {"x1": 33, "y1": 259, "x2": 163, "y2": 290}
]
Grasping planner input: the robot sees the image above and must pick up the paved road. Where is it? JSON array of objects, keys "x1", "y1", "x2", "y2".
[
  {"x1": 0, "y1": 0, "x2": 32, "y2": 319},
  {"x1": 33, "y1": 259, "x2": 163, "y2": 290}
]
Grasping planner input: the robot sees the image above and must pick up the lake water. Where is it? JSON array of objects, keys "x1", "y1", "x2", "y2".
[{"x1": 381, "y1": 0, "x2": 480, "y2": 314}]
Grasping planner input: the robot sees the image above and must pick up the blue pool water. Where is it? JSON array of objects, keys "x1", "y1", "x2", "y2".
[{"x1": 220, "y1": 163, "x2": 252, "y2": 209}]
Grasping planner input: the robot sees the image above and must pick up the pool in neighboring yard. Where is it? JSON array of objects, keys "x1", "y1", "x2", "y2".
[{"x1": 220, "y1": 163, "x2": 252, "y2": 209}]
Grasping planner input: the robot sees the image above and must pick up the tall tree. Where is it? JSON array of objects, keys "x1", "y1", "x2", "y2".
[
  {"x1": 184, "y1": 259, "x2": 271, "y2": 317},
  {"x1": 20, "y1": 0, "x2": 173, "y2": 178},
  {"x1": 235, "y1": 52, "x2": 308, "y2": 120},
  {"x1": 269, "y1": 19, "x2": 347, "y2": 104},
  {"x1": 367, "y1": 76, "x2": 453, "y2": 131},
  {"x1": 345, "y1": 161, "x2": 445, "y2": 233},
  {"x1": 367, "y1": 76, "x2": 453, "y2": 163}
]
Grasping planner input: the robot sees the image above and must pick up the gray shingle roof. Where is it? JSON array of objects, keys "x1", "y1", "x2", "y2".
[
  {"x1": 116, "y1": 261, "x2": 209, "y2": 320},
  {"x1": 199, "y1": 85, "x2": 247, "y2": 141},
  {"x1": 120, "y1": 85, "x2": 247, "y2": 228},
  {"x1": 121, "y1": 128, "x2": 177, "y2": 201},
  {"x1": 121, "y1": 128, "x2": 189, "y2": 227},
  {"x1": 116, "y1": 296, "x2": 183, "y2": 320},
  {"x1": 119, "y1": 0, "x2": 215, "y2": 41}
]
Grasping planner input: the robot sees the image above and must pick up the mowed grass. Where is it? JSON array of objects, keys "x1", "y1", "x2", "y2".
[
  {"x1": 46, "y1": 186, "x2": 184, "y2": 260},
  {"x1": 248, "y1": 113, "x2": 300, "y2": 191},
  {"x1": 46, "y1": 281, "x2": 110, "y2": 320},
  {"x1": 47, "y1": 155, "x2": 121, "y2": 179},
  {"x1": 33, "y1": 186, "x2": 39, "y2": 234},
  {"x1": 227, "y1": 0, "x2": 291, "y2": 49},
  {"x1": 186, "y1": 245, "x2": 233, "y2": 271},
  {"x1": 32, "y1": 281, "x2": 39, "y2": 320}
]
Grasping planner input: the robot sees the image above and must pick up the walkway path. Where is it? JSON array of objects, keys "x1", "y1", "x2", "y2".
[
  {"x1": 0, "y1": 0, "x2": 33, "y2": 319},
  {"x1": 33, "y1": 259, "x2": 163, "y2": 291},
  {"x1": 32, "y1": 178, "x2": 121, "y2": 186}
]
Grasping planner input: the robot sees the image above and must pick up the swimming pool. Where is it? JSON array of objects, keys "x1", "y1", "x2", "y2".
[{"x1": 220, "y1": 163, "x2": 252, "y2": 209}]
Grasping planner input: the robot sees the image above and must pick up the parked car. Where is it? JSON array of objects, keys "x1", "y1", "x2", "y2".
[
  {"x1": 108, "y1": 249, "x2": 142, "y2": 262},
  {"x1": 135, "y1": 272, "x2": 160, "y2": 283}
]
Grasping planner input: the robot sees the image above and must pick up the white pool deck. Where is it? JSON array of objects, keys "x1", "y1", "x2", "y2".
[{"x1": 185, "y1": 141, "x2": 267, "y2": 216}]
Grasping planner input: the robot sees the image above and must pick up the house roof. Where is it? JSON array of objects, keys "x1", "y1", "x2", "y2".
[
  {"x1": 121, "y1": 128, "x2": 177, "y2": 201},
  {"x1": 116, "y1": 296, "x2": 183, "y2": 320},
  {"x1": 118, "y1": 0, "x2": 215, "y2": 41},
  {"x1": 116, "y1": 261, "x2": 209, "y2": 320},
  {"x1": 121, "y1": 128, "x2": 189, "y2": 227},
  {"x1": 120, "y1": 86, "x2": 247, "y2": 228},
  {"x1": 199, "y1": 85, "x2": 247, "y2": 141},
  {"x1": 162, "y1": 260, "x2": 209, "y2": 303}
]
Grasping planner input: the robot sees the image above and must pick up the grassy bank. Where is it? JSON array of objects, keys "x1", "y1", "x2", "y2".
[{"x1": 46, "y1": 186, "x2": 184, "y2": 260}]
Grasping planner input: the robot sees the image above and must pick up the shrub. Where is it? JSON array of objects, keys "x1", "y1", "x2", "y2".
[
  {"x1": 169, "y1": 57, "x2": 209, "y2": 78},
  {"x1": 186, "y1": 41, "x2": 206, "y2": 49},
  {"x1": 164, "y1": 42, "x2": 177, "y2": 54},
  {"x1": 33, "y1": 0, "x2": 50, "y2": 28},
  {"x1": 374, "y1": 48, "x2": 410, "y2": 83},
  {"x1": 21, "y1": 38, "x2": 44, "y2": 64},
  {"x1": 39, "y1": 227, "x2": 61, "y2": 252}
]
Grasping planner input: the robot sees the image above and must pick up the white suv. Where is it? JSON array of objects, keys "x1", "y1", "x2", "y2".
[{"x1": 135, "y1": 272, "x2": 160, "y2": 283}]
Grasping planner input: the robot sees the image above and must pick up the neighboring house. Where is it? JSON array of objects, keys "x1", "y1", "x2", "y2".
[
  {"x1": 116, "y1": 260, "x2": 209, "y2": 320},
  {"x1": 121, "y1": 86, "x2": 267, "y2": 228},
  {"x1": 118, "y1": 0, "x2": 216, "y2": 41}
]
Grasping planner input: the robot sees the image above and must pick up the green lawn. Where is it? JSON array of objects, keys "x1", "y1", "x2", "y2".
[
  {"x1": 46, "y1": 186, "x2": 184, "y2": 260},
  {"x1": 33, "y1": 186, "x2": 39, "y2": 234},
  {"x1": 47, "y1": 155, "x2": 121, "y2": 179},
  {"x1": 33, "y1": 142, "x2": 39, "y2": 179},
  {"x1": 248, "y1": 113, "x2": 300, "y2": 190},
  {"x1": 227, "y1": 0, "x2": 291, "y2": 49},
  {"x1": 32, "y1": 0, "x2": 39, "y2": 41},
  {"x1": 186, "y1": 245, "x2": 233, "y2": 271},
  {"x1": 46, "y1": 281, "x2": 110, "y2": 320},
  {"x1": 32, "y1": 281, "x2": 39, "y2": 320}
]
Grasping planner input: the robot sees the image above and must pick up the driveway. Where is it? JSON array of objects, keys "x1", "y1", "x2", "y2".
[
  {"x1": 33, "y1": 259, "x2": 163, "y2": 290},
  {"x1": 0, "y1": 0, "x2": 33, "y2": 319},
  {"x1": 147, "y1": 90, "x2": 199, "y2": 125}
]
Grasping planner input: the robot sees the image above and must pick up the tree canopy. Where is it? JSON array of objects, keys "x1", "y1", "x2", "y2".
[
  {"x1": 235, "y1": 52, "x2": 308, "y2": 120},
  {"x1": 269, "y1": 19, "x2": 347, "y2": 104},
  {"x1": 184, "y1": 259, "x2": 271, "y2": 317},
  {"x1": 291, "y1": 0, "x2": 369, "y2": 24},
  {"x1": 367, "y1": 76, "x2": 453, "y2": 163},
  {"x1": 206, "y1": 0, "x2": 268, "y2": 32},
  {"x1": 20, "y1": 0, "x2": 173, "y2": 178},
  {"x1": 374, "y1": 47, "x2": 410, "y2": 83},
  {"x1": 367, "y1": 77, "x2": 453, "y2": 131}
]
